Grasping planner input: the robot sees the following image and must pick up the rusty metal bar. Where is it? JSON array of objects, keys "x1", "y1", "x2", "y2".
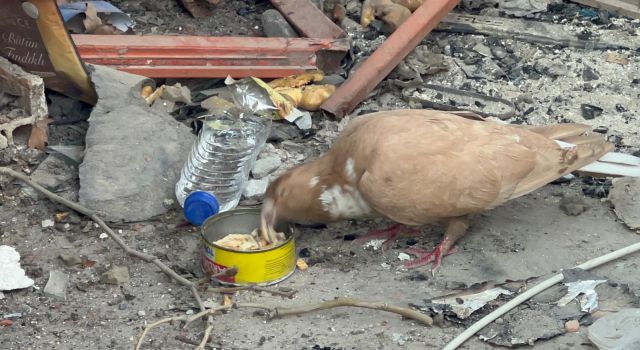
[
  {"x1": 72, "y1": 34, "x2": 349, "y2": 78},
  {"x1": 320, "y1": 0, "x2": 461, "y2": 118},
  {"x1": 270, "y1": 0, "x2": 346, "y2": 39}
]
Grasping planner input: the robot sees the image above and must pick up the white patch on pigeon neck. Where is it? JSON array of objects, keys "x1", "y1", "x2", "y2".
[
  {"x1": 345, "y1": 158, "x2": 356, "y2": 182},
  {"x1": 309, "y1": 176, "x2": 320, "y2": 188},
  {"x1": 319, "y1": 184, "x2": 371, "y2": 219}
]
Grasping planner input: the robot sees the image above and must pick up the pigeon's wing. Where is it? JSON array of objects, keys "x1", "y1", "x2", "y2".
[{"x1": 352, "y1": 111, "x2": 611, "y2": 225}]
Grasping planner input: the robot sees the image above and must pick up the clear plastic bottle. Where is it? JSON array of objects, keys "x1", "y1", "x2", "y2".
[{"x1": 175, "y1": 109, "x2": 271, "y2": 211}]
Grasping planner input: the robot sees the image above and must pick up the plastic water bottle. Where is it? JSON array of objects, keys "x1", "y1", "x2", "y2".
[{"x1": 175, "y1": 110, "x2": 271, "y2": 216}]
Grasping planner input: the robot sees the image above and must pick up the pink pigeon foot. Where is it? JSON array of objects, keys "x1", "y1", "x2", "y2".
[
  {"x1": 353, "y1": 223, "x2": 421, "y2": 249},
  {"x1": 404, "y1": 238, "x2": 457, "y2": 275}
]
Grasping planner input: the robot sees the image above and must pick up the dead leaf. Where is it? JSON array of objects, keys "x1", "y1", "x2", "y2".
[
  {"x1": 0, "y1": 319, "x2": 13, "y2": 327},
  {"x1": 27, "y1": 118, "x2": 51, "y2": 151},
  {"x1": 606, "y1": 52, "x2": 628, "y2": 65},
  {"x1": 141, "y1": 86, "x2": 154, "y2": 98},
  {"x1": 145, "y1": 85, "x2": 165, "y2": 105},
  {"x1": 268, "y1": 70, "x2": 325, "y2": 89},
  {"x1": 83, "y1": 2, "x2": 102, "y2": 33},
  {"x1": 81, "y1": 257, "x2": 97, "y2": 269},
  {"x1": 90, "y1": 24, "x2": 120, "y2": 35},
  {"x1": 179, "y1": 0, "x2": 212, "y2": 18},
  {"x1": 55, "y1": 212, "x2": 70, "y2": 222},
  {"x1": 223, "y1": 295, "x2": 233, "y2": 306},
  {"x1": 296, "y1": 258, "x2": 308, "y2": 271}
]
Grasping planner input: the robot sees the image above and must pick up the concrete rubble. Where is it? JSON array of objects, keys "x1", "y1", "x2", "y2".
[
  {"x1": 78, "y1": 65, "x2": 194, "y2": 222},
  {"x1": 101, "y1": 266, "x2": 130, "y2": 285},
  {"x1": 43, "y1": 270, "x2": 69, "y2": 300},
  {"x1": 0, "y1": 56, "x2": 48, "y2": 149},
  {"x1": 0, "y1": 245, "x2": 34, "y2": 291},
  {"x1": 608, "y1": 177, "x2": 640, "y2": 230}
]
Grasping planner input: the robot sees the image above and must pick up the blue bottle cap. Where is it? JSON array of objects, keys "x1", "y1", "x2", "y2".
[{"x1": 183, "y1": 191, "x2": 220, "y2": 226}]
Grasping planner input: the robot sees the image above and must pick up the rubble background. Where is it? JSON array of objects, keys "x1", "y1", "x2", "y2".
[{"x1": 1, "y1": 1, "x2": 640, "y2": 349}]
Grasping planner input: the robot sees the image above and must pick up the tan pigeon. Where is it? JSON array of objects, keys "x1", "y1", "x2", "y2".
[{"x1": 260, "y1": 109, "x2": 640, "y2": 274}]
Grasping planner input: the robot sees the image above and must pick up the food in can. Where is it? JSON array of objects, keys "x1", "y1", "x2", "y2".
[
  {"x1": 201, "y1": 208, "x2": 296, "y2": 286},
  {"x1": 214, "y1": 228, "x2": 286, "y2": 251}
]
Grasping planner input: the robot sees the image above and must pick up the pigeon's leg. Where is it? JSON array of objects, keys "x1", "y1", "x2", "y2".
[
  {"x1": 353, "y1": 223, "x2": 421, "y2": 248},
  {"x1": 404, "y1": 217, "x2": 469, "y2": 275}
]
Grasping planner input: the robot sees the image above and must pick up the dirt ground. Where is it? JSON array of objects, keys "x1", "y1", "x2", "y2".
[
  {"x1": 2, "y1": 171, "x2": 640, "y2": 350},
  {"x1": 2, "y1": 1, "x2": 640, "y2": 350}
]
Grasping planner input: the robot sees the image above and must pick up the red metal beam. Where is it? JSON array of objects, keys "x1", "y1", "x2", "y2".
[
  {"x1": 72, "y1": 35, "x2": 349, "y2": 78},
  {"x1": 270, "y1": 0, "x2": 346, "y2": 39},
  {"x1": 320, "y1": 0, "x2": 460, "y2": 118}
]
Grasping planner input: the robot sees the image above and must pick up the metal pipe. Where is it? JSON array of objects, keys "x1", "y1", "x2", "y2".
[
  {"x1": 320, "y1": 0, "x2": 461, "y2": 118},
  {"x1": 72, "y1": 35, "x2": 349, "y2": 78}
]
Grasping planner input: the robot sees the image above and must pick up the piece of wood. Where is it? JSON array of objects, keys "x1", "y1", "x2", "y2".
[
  {"x1": 570, "y1": 0, "x2": 640, "y2": 19},
  {"x1": 435, "y1": 13, "x2": 640, "y2": 50}
]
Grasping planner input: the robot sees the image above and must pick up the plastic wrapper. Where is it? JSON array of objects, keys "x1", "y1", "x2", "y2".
[
  {"x1": 428, "y1": 287, "x2": 513, "y2": 319},
  {"x1": 224, "y1": 75, "x2": 313, "y2": 129},
  {"x1": 556, "y1": 279, "x2": 607, "y2": 312}
]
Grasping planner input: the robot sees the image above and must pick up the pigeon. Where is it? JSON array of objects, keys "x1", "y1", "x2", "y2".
[{"x1": 259, "y1": 109, "x2": 640, "y2": 274}]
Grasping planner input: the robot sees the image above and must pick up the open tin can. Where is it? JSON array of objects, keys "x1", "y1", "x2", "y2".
[{"x1": 201, "y1": 208, "x2": 296, "y2": 286}]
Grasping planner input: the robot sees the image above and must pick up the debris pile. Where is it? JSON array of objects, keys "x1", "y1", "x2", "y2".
[{"x1": 1, "y1": 0, "x2": 640, "y2": 349}]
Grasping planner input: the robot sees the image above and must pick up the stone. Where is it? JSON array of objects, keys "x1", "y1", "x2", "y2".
[
  {"x1": 101, "y1": 266, "x2": 130, "y2": 285},
  {"x1": 47, "y1": 145, "x2": 85, "y2": 166},
  {"x1": 392, "y1": 333, "x2": 406, "y2": 346},
  {"x1": 581, "y1": 104, "x2": 603, "y2": 120},
  {"x1": 137, "y1": 310, "x2": 146, "y2": 317},
  {"x1": 79, "y1": 65, "x2": 195, "y2": 222},
  {"x1": 0, "y1": 57, "x2": 47, "y2": 118},
  {"x1": 41, "y1": 219, "x2": 55, "y2": 228},
  {"x1": 24, "y1": 155, "x2": 75, "y2": 200},
  {"x1": 582, "y1": 65, "x2": 600, "y2": 81},
  {"x1": 43, "y1": 270, "x2": 68, "y2": 300},
  {"x1": 261, "y1": 9, "x2": 298, "y2": 38},
  {"x1": 0, "y1": 246, "x2": 34, "y2": 291},
  {"x1": 588, "y1": 309, "x2": 640, "y2": 349},
  {"x1": 58, "y1": 253, "x2": 82, "y2": 266},
  {"x1": 251, "y1": 156, "x2": 282, "y2": 179},
  {"x1": 608, "y1": 177, "x2": 640, "y2": 230},
  {"x1": 559, "y1": 196, "x2": 589, "y2": 216},
  {"x1": 398, "y1": 253, "x2": 411, "y2": 261},
  {"x1": 161, "y1": 83, "x2": 191, "y2": 104},
  {"x1": 242, "y1": 178, "x2": 269, "y2": 201},
  {"x1": 319, "y1": 74, "x2": 346, "y2": 86},
  {"x1": 490, "y1": 46, "x2": 508, "y2": 59},
  {"x1": 0, "y1": 56, "x2": 48, "y2": 148},
  {"x1": 565, "y1": 319, "x2": 580, "y2": 333},
  {"x1": 340, "y1": 17, "x2": 363, "y2": 32},
  {"x1": 345, "y1": 0, "x2": 361, "y2": 16}
]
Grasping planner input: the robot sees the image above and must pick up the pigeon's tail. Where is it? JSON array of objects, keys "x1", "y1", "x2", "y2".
[{"x1": 527, "y1": 123, "x2": 640, "y2": 178}]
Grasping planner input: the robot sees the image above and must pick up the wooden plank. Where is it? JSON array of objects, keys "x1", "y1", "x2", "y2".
[
  {"x1": 570, "y1": 0, "x2": 640, "y2": 19},
  {"x1": 436, "y1": 13, "x2": 640, "y2": 50}
]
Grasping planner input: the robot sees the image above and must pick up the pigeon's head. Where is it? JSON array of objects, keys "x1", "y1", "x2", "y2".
[{"x1": 260, "y1": 162, "x2": 331, "y2": 234}]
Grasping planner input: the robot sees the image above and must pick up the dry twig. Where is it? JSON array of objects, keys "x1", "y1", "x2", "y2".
[
  {"x1": 207, "y1": 285, "x2": 298, "y2": 298},
  {"x1": 269, "y1": 298, "x2": 433, "y2": 326}
]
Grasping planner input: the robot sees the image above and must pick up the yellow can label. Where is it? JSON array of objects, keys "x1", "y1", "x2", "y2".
[{"x1": 201, "y1": 238, "x2": 295, "y2": 285}]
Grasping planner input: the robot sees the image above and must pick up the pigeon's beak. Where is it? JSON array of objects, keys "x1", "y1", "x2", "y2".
[{"x1": 260, "y1": 198, "x2": 277, "y2": 243}]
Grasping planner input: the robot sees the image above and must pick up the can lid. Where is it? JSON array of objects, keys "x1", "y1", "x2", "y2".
[{"x1": 183, "y1": 191, "x2": 220, "y2": 226}]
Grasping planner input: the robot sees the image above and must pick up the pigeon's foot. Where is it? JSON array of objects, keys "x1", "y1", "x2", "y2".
[
  {"x1": 404, "y1": 238, "x2": 457, "y2": 276},
  {"x1": 353, "y1": 223, "x2": 421, "y2": 249}
]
